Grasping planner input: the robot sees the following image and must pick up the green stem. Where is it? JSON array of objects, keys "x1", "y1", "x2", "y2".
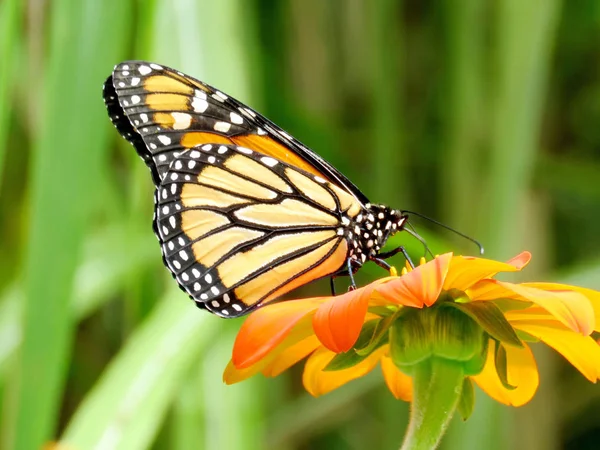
[{"x1": 401, "y1": 357, "x2": 465, "y2": 450}]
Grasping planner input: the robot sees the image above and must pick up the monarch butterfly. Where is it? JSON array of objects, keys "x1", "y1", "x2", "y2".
[{"x1": 103, "y1": 61, "x2": 410, "y2": 318}]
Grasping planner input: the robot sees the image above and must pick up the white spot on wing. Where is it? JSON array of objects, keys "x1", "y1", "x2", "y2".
[
  {"x1": 138, "y1": 65, "x2": 152, "y2": 75},
  {"x1": 158, "y1": 135, "x2": 171, "y2": 145},
  {"x1": 230, "y1": 112, "x2": 243, "y2": 124},
  {"x1": 214, "y1": 121, "x2": 231, "y2": 133},
  {"x1": 192, "y1": 97, "x2": 208, "y2": 113},
  {"x1": 261, "y1": 156, "x2": 278, "y2": 167},
  {"x1": 131, "y1": 77, "x2": 140, "y2": 86},
  {"x1": 171, "y1": 112, "x2": 192, "y2": 130}
]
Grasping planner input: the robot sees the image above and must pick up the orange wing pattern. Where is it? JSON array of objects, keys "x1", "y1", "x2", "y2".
[
  {"x1": 104, "y1": 61, "x2": 367, "y2": 203},
  {"x1": 154, "y1": 144, "x2": 362, "y2": 317}
]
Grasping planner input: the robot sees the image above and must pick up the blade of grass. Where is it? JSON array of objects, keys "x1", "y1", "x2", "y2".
[
  {"x1": 484, "y1": 0, "x2": 562, "y2": 259},
  {"x1": 7, "y1": 0, "x2": 132, "y2": 447},
  {"x1": 368, "y1": 0, "x2": 408, "y2": 206},
  {"x1": 0, "y1": 223, "x2": 158, "y2": 377},
  {"x1": 60, "y1": 292, "x2": 219, "y2": 450},
  {"x1": 0, "y1": 0, "x2": 21, "y2": 191},
  {"x1": 440, "y1": 0, "x2": 485, "y2": 236}
]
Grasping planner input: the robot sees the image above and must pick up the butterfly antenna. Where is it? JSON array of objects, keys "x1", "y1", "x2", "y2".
[
  {"x1": 402, "y1": 210, "x2": 484, "y2": 255},
  {"x1": 405, "y1": 221, "x2": 435, "y2": 259}
]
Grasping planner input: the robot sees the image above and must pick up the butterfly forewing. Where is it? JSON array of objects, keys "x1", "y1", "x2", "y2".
[
  {"x1": 155, "y1": 144, "x2": 360, "y2": 317},
  {"x1": 104, "y1": 61, "x2": 368, "y2": 203}
]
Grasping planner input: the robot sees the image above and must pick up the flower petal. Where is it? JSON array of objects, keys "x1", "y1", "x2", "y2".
[
  {"x1": 374, "y1": 253, "x2": 452, "y2": 307},
  {"x1": 223, "y1": 358, "x2": 269, "y2": 385},
  {"x1": 232, "y1": 298, "x2": 324, "y2": 369},
  {"x1": 513, "y1": 322, "x2": 600, "y2": 382},
  {"x1": 302, "y1": 346, "x2": 383, "y2": 397},
  {"x1": 262, "y1": 335, "x2": 321, "y2": 377},
  {"x1": 472, "y1": 341, "x2": 539, "y2": 407},
  {"x1": 312, "y1": 286, "x2": 373, "y2": 353},
  {"x1": 521, "y1": 282, "x2": 600, "y2": 332},
  {"x1": 444, "y1": 251, "x2": 531, "y2": 291},
  {"x1": 380, "y1": 352, "x2": 413, "y2": 401},
  {"x1": 485, "y1": 280, "x2": 595, "y2": 335}
]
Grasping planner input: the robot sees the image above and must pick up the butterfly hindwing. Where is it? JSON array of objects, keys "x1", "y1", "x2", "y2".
[{"x1": 154, "y1": 144, "x2": 363, "y2": 317}]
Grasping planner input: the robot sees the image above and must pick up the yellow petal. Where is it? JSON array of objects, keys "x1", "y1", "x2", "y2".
[
  {"x1": 302, "y1": 346, "x2": 384, "y2": 397},
  {"x1": 223, "y1": 358, "x2": 270, "y2": 385},
  {"x1": 380, "y1": 351, "x2": 413, "y2": 401},
  {"x1": 262, "y1": 335, "x2": 321, "y2": 377},
  {"x1": 444, "y1": 251, "x2": 531, "y2": 291},
  {"x1": 492, "y1": 281, "x2": 594, "y2": 335},
  {"x1": 513, "y1": 322, "x2": 600, "y2": 382},
  {"x1": 472, "y1": 341, "x2": 539, "y2": 407},
  {"x1": 521, "y1": 282, "x2": 600, "y2": 332}
]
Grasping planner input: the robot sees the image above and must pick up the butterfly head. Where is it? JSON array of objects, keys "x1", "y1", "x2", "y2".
[{"x1": 348, "y1": 204, "x2": 408, "y2": 264}]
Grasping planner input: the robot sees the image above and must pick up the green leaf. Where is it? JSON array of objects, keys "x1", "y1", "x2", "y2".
[
  {"x1": 324, "y1": 320, "x2": 385, "y2": 371},
  {"x1": 448, "y1": 301, "x2": 523, "y2": 348},
  {"x1": 457, "y1": 378, "x2": 475, "y2": 421}
]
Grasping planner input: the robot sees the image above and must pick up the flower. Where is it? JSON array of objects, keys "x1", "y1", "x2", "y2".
[{"x1": 224, "y1": 252, "x2": 600, "y2": 407}]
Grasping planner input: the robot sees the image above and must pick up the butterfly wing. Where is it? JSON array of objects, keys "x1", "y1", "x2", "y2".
[
  {"x1": 155, "y1": 144, "x2": 363, "y2": 317},
  {"x1": 103, "y1": 61, "x2": 368, "y2": 204}
]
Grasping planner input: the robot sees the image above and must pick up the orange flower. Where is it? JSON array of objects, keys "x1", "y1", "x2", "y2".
[{"x1": 224, "y1": 252, "x2": 600, "y2": 407}]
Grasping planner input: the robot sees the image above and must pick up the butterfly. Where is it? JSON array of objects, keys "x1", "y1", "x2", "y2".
[{"x1": 103, "y1": 61, "x2": 409, "y2": 318}]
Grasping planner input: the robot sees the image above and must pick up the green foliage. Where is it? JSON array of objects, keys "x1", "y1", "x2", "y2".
[{"x1": 1, "y1": 0, "x2": 599, "y2": 449}]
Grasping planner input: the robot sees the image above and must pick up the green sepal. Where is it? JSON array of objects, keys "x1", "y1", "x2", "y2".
[
  {"x1": 462, "y1": 333, "x2": 489, "y2": 376},
  {"x1": 446, "y1": 301, "x2": 523, "y2": 348},
  {"x1": 324, "y1": 320, "x2": 386, "y2": 371},
  {"x1": 493, "y1": 298, "x2": 533, "y2": 312},
  {"x1": 433, "y1": 304, "x2": 485, "y2": 362},
  {"x1": 494, "y1": 340, "x2": 517, "y2": 390},
  {"x1": 516, "y1": 329, "x2": 540, "y2": 343},
  {"x1": 355, "y1": 309, "x2": 399, "y2": 356},
  {"x1": 389, "y1": 308, "x2": 432, "y2": 370},
  {"x1": 368, "y1": 305, "x2": 397, "y2": 317},
  {"x1": 457, "y1": 378, "x2": 475, "y2": 421}
]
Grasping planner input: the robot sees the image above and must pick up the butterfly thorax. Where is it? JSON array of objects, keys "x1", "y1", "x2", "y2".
[{"x1": 345, "y1": 204, "x2": 408, "y2": 265}]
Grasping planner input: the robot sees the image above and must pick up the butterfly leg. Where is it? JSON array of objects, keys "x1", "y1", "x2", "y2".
[
  {"x1": 329, "y1": 277, "x2": 337, "y2": 296},
  {"x1": 376, "y1": 246, "x2": 415, "y2": 269},
  {"x1": 346, "y1": 258, "x2": 357, "y2": 291}
]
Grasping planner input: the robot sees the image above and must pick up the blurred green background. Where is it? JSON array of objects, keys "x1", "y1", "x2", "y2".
[{"x1": 1, "y1": 0, "x2": 599, "y2": 449}]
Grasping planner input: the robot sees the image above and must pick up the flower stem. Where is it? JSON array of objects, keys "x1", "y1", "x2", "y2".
[{"x1": 400, "y1": 357, "x2": 465, "y2": 450}]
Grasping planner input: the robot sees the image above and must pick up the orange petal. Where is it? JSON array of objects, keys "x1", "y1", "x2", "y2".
[
  {"x1": 521, "y1": 282, "x2": 600, "y2": 332},
  {"x1": 232, "y1": 298, "x2": 324, "y2": 369},
  {"x1": 513, "y1": 322, "x2": 600, "y2": 382},
  {"x1": 444, "y1": 251, "x2": 531, "y2": 291},
  {"x1": 374, "y1": 253, "x2": 452, "y2": 307},
  {"x1": 380, "y1": 351, "x2": 413, "y2": 401},
  {"x1": 486, "y1": 280, "x2": 594, "y2": 335},
  {"x1": 312, "y1": 286, "x2": 373, "y2": 353},
  {"x1": 472, "y1": 341, "x2": 539, "y2": 407},
  {"x1": 302, "y1": 346, "x2": 384, "y2": 397},
  {"x1": 262, "y1": 335, "x2": 321, "y2": 377}
]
